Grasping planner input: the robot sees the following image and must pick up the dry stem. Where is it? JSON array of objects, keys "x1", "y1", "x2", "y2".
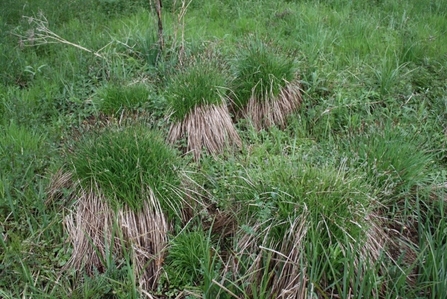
[{"x1": 16, "y1": 12, "x2": 107, "y2": 59}]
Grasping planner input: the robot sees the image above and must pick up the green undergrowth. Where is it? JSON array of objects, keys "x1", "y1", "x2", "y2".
[
  {"x1": 162, "y1": 225, "x2": 222, "y2": 297},
  {"x1": 1, "y1": 0, "x2": 446, "y2": 297},
  {"x1": 341, "y1": 126, "x2": 434, "y2": 202},
  {"x1": 93, "y1": 83, "x2": 152, "y2": 116},
  {"x1": 190, "y1": 118, "x2": 444, "y2": 297}
]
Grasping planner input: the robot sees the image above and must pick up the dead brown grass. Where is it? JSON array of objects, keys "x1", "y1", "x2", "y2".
[
  {"x1": 216, "y1": 211, "x2": 391, "y2": 299},
  {"x1": 46, "y1": 169, "x2": 73, "y2": 205},
  {"x1": 168, "y1": 103, "x2": 241, "y2": 161},
  {"x1": 63, "y1": 183, "x2": 168, "y2": 290},
  {"x1": 219, "y1": 217, "x2": 308, "y2": 299},
  {"x1": 238, "y1": 80, "x2": 302, "y2": 130}
]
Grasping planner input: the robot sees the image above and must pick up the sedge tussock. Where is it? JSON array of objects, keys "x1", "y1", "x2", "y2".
[
  {"x1": 214, "y1": 159, "x2": 391, "y2": 298},
  {"x1": 64, "y1": 185, "x2": 168, "y2": 290},
  {"x1": 241, "y1": 80, "x2": 302, "y2": 130},
  {"x1": 222, "y1": 214, "x2": 388, "y2": 299},
  {"x1": 61, "y1": 127, "x2": 185, "y2": 291},
  {"x1": 168, "y1": 103, "x2": 241, "y2": 161},
  {"x1": 231, "y1": 40, "x2": 302, "y2": 130}
]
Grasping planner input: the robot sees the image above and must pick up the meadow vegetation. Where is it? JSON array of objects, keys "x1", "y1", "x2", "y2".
[{"x1": 1, "y1": 0, "x2": 446, "y2": 298}]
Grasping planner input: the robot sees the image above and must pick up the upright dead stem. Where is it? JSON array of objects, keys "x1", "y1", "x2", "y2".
[
  {"x1": 152, "y1": 0, "x2": 164, "y2": 52},
  {"x1": 174, "y1": 0, "x2": 191, "y2": 65}
]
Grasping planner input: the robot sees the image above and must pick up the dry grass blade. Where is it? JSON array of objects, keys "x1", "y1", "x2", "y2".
[
  {"x1": 271, "y1": 218, "x2": 308, "y2": 298},
  {"x1": 46, "y1": 169, "x2": 73, "y2": 205},
  {"x1": 168, "y1": 103, "x2": 241, "y2": 161},
  {"x1": 242, "y1": 80, "x2": 302, "y2": 130},
  {"x1": 222, "y1": 216, "x2": 308, "y2": 299},
  {"x1": 64, "y1": 185, "x2": 112, "y2": 274},
  {"x1": 64, "y1": 183, "x2": 168, "y2": 290}
]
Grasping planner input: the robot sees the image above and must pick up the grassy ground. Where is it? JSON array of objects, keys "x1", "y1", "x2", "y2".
[{"x1": 1, "y1": 0, "x2": 446, "y2": 298}]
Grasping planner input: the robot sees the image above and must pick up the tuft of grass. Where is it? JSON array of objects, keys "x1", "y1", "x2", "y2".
[
  {"x1": 231, "y1": 40, "x2": 296, "y2": 108},
  {"x1": 63, "y1": 127, "x2": 183, "y2": 292},
  {"x1": 236, "y1": 156, "x2": 373, "y2": 252},
  {"x1": 166, "y1": 62, "x2": 228, "y2": 122},
  {"x1": 369, "y1": 51, "x2": 414, "y2": 96},
  {"x1": 199, "y1": 150, "x2": 383, "y2": 298},
  {"x1": 230, "y1": 40, "x2": 302, "y2": 129},
  {"x1": 166, "y1": 62, "x2": 241, "y2": 161},
  {"x1": 165, "y1": 230, "x2": 209, "y2": 287},
  {"x1": 70, "y1": 126, "x2": 181, "y2": 213}
]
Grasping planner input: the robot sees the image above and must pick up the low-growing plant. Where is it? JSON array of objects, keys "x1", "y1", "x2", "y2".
[
  {"x1": 340, "y1": 124, "x2": 434, "y2": 204},
  {"x1": 165, "y1": 230, "x2": 209, "y2": 288},
  {"x1": 93, "y1": 83, "x2": 151, "y2": 116},
  {"x1": 70, "y1": 264, "x2": 136, "y2": 299},
  {"x1": 163, "y1": 227, "x2": 222, "y2": 296}
]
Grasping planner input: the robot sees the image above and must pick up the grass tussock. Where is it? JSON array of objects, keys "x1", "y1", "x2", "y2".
[
  {"x1": 58, "y1": 126, "x2": 183, "y2": 291},
  {"x1": 166, "y1": 63, "x2": 228, "y2": 122},
  {"x1": 167, "y1": 63, "x2": 241, "y2": 161},
  {"x1": 225, "y1": 160, "x2": 386, "y2": 298},
  {"x1": 231, "y1": 41, "x2": 302, "y2": 129},
  {"x1": 70, "y1": 127, "x2": 181, "y2": 213},
  {"x1": 188, "y1": 152, "x2": 391, "y2": 298}
]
